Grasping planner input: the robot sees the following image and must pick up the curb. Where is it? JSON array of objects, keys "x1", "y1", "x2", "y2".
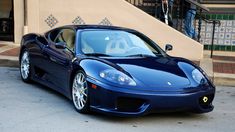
[
  {"x1": 0, "y1": 55, "x2": 19, "y2": 68},
  {"x1": 0, "y1": 59, "x2": 19, "y2": 68},
  {"x1": 200, "y1": 58, "x2": 235, "y2": 87},
  {"x1": 213, "y1": 73, "x2": 235, "y2": 87}
]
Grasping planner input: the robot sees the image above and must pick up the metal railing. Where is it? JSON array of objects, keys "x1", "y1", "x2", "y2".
[
  {"x1": 126, "y1": 0, "x2": 221, "y2": 58},
  {"x1": 199, "y1": 16, "x2": 221, "y2": 58},
  {"x1": 199, "y1": 0, "x2": 235, "y2": 4}
]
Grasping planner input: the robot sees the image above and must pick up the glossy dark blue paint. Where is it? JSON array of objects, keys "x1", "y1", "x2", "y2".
[{"x1": 19, "y1": 25, "x2": 215, "y2": 116}]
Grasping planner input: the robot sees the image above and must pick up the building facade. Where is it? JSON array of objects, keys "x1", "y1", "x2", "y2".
[{"x1": 0, "y1": 0, "x2": 234, "y2": 59}]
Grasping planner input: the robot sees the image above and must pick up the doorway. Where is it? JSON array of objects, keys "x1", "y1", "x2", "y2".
[{"x1": 0, "y1": 0, "x2": 14, "y2": 42}]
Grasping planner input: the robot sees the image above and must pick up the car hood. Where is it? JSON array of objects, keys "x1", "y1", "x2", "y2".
[{"x1": 103, "y1": 57, "x2": 192, "y2": 91}]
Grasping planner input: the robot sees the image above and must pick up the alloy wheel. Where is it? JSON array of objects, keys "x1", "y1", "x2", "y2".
[
  {"x1": 72, "y1": 72, "x2": 89, "y2": 111},
  {"x1": 20, "y1": 51, "x2": 30, "y2": 80}
]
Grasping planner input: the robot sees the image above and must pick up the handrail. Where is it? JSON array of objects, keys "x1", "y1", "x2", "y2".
[
  {"x1": 198, "y1": 15, "x2": 221, "y2": 58},
  {"x1": 185, "y1": 0, "x2": 209, "y2": 12},
  {"x1": 199, "y1": 15, "x2": 220, "y2": 25}
]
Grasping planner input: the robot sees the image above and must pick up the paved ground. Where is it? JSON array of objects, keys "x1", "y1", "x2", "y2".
[{"x1": 0, "y1": 67, "x2": 235, "y2": 132}]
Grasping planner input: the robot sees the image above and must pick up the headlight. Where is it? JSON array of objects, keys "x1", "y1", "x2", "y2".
[
  {"x1": 100, "y1": 69, "x2": 136, "y2": 86},
  {"x1": 192, "y1": 69, "x2": 207, "y2": 84}
]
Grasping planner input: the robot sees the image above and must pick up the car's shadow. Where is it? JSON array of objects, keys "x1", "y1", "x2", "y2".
[{"x1": 86, "y1": 111, "x2": 209, "y2": 123}]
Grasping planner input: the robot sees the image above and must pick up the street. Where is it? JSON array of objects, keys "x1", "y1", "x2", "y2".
[{"x1": 0, "y1": 67, "x2": 235, "y2": 132}]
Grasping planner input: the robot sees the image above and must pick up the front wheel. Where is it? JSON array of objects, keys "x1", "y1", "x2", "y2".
[
  {"x1": 72, "y1": 71, "x2": 90, "y2": 113},
  {"x1": 20, "y1": 50, "x2": 31, "y2": 82}
]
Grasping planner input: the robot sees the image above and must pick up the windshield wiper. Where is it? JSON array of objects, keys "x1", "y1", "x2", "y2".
[
  {"x1": 85, "y1": 53, "x2": 111, "y2": 57},
  {"x1": 125, "y1": 54, "x2": 155, "y2": 57}
]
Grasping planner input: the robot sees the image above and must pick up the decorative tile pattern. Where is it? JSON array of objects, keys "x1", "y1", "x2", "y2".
[
  {"x1": 206, "y1": 33, "x2": 211, "y2": 38},
  {"x1": 45, "y1": 14, "x2": 58, "y2": 28},
  {"x1": 200, "y1": 14, "x2": 235, "y2": 51},
  {"x1": 213, "y1": 39, "x2": 218, "y2": 44},
  {"x1": 232, "y1": 40, "x2": 235, "y2": 45},
  {"x1": 219, "y1": 33, "x2": 225, "y2": 39},
  {"x1": 201, "y1": 26, "x2": 206, "y2": 32},
  {"x1": 227, "y1": 20, "x2": 233, "y2": 26},
  {"x1": 225, "y1": 33, "x2": 231, "y2": 39},
  {"x1": 218, "y1": 39, "x2": 224, "y2": 45},
  {"x1": 206, "y1": 26, "x2": 212, "y2": 32},
  {"x1": 219, "y1": 27, "x2": 225, "y2": 32},
  {"x1": 205, "y1": 39, "x2": 211, "y2": 44},
  {"x1": 226, "y1": 27, "x2": 232, "y2": 33},
  {"x1": 99, "y1": 17, "x2": 112, "y2": 26},
  {"x1": 232, "y1": 33, "x2": 235, "y2": 39},
  {"x1": 72, "y1": 16, "x2": 86, "y2": 25},
  {"x1": 215, "y1": 27, "x2": 219, "y2": 32},
  {"x1": 225, "y1": 40, "x2": 231, "y2": 45}
]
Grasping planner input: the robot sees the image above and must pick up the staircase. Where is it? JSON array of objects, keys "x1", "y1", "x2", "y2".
[
  {"x1": 126, "y1": 0, "x2": 223, "y2": 57},
  {"x1": 126, "y1": 0, "x2": 158, "y2": 16},
  {"x1": 28, "y1": 0, "x2": 204, "y2": 60}
]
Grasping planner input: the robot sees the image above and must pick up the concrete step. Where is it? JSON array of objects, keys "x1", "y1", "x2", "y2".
[
  {"x1": 0, "y1": 59, "x2": 18, "y2": 67},
  {"x1": 201, "y1": 52, "x2": 235, "y2": 87},
  {"x1": 214, "y1": 73, "x2": 235, "y2": 87},
  {"x1": 0, "y1": 56, "x2": 18, "y2": 67}
]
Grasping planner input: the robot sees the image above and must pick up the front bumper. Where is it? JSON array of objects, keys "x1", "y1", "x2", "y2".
[{"x1": 87, "y1": 78, "x2": 215, "y2": 116}]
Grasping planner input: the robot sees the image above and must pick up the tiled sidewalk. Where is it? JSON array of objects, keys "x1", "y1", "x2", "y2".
[
  {"x1": 0, "y1": 47, "x2": 20, "y2": 56},
  {"x1": 0, "y1": 44, "x2": 19, "y2": 67}
]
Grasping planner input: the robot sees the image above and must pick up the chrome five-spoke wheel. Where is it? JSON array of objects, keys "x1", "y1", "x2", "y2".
[
  {"x1": 20, "y1": 50, "x2": 31, "y2": 82},
  {"x1": 72, "y1": 71, "x2": 89, "y2": 113}
]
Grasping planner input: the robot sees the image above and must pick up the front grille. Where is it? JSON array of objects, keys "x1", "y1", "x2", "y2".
[{"x1": 116, "y1": 97, "x2": 146, "y2": 112}]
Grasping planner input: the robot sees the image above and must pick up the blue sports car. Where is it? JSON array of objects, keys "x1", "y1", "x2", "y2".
[{"x1": 19, "y1": 25, "x2": 215, "y2": 116}]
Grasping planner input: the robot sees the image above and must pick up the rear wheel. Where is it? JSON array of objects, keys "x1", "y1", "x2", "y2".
[
  {"x1": 20, "y1": 50, "x2": 31, "y2": 82},
  {"x1": 72, "y1": 71, "x2": 90, "y2": 113}
]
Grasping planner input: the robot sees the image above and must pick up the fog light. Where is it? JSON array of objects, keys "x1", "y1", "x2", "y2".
[{"x1": 202, "y1": 96, "x2": 208, "y2": 103}]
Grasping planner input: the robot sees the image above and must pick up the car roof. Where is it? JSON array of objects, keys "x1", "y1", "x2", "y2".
[{"x1": 58, "y1": 25, "x2": 137, "y2": 32}]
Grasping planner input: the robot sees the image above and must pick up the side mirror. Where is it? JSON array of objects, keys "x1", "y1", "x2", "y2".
[
  {"x1": 165, "y1": 44, "x2": 173, "y2": 52},
  {"x1": 55, "y1": 42, "x2": 66, "y2": 49}
]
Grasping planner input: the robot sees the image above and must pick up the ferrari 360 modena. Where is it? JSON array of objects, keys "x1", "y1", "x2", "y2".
[{"x1": 19, "y1": 25, "x2": 215, "y2": 116}]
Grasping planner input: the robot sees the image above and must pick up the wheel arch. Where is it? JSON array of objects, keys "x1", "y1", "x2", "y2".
[
  {"x1": 19, "y1": 33, "x2": 40, "y2": 61},
  {"x1": 68, "y1": 64, "x2": 86, "y2": 100}
]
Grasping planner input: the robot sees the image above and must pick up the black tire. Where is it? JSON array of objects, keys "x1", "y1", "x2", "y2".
[
  {"x1": 71, "y1": 70, "x2": 90, "y2": 113},
  {"x1": 19, "y1": 50, "x2": 31, "y2": 83}
]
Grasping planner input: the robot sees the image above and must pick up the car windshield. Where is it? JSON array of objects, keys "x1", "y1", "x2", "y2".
[{"x1": 80, "y1": 30, "x2": 164, "y2": 57}]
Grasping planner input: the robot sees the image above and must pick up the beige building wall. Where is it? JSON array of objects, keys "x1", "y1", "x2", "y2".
[
  {"x1": 24, "y1": 0, "x2": 203, "y2": 60},
  {"x1": 13, "y1": 0, "x2": 24, "y2": 44}
]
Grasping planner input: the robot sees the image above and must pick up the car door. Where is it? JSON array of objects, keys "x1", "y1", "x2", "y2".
[{"x1": 42, "y1": 28, "x2": 76, "y2": 93}]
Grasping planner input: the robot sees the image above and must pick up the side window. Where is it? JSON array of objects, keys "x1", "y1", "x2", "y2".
[
  {"x1": 54, "y1": 29, "x2": 76, "y2": 51},
  {"x1": 54, "y1": 32, "x2": 65, "y2": 43},
  {"x1": 49, "y1": 29, "x2": 60, "y2": 42}
]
